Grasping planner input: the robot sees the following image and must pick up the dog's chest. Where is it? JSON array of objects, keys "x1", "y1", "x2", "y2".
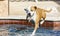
[
  {"x1": 31, "y1": 12, "x2": 36, "y2": 21},
  {"x1": 36, "y1": 10, "x2": 42, "y2": 16}
]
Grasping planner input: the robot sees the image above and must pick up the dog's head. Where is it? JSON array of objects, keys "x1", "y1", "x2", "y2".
[
  {"x1": 24, "y1": 8, "x2": 34, "y2": 19},
  {"x1": 30, "y1": 6, "x2": 37, "y2": 11}
]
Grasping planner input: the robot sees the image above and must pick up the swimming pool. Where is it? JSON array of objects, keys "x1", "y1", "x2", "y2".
[
  {"x1": 0, "y1": 24, "x2": 60, "y2": 36},
  {"x1": 9, "y1": 28, "x2": 60, "y2": 36}
]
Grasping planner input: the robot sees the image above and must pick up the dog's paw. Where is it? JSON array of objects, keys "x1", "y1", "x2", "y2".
[
  {"x1": 40, "y1": 20, "x2": 44, "y2": 24},
  {"x1": 31, "y1": 34, "x2": 35, "y2": 36},
  {"x1": 31, "y1": 30, "x2": 35, "y2": 36}
]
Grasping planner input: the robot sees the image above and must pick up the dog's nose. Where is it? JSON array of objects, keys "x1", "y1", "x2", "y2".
[{"x1": 28, "y1": 13, "x2": 31, "y2": 16}]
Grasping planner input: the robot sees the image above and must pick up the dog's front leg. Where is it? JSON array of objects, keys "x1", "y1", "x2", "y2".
[
  {"x1": 31, "y1": 17, "x2": 39, "y2": 36},
  {"x1": 31, "y1": 24, "x2": 39, "y2": 36}
]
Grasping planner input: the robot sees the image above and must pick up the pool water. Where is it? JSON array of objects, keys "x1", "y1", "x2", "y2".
[
  {"x1": 12, "y1": 28, "x2": 60, "y2": 36},
  {"x1": 0, "y1": 24, "x2": 60, "y2": 36}
]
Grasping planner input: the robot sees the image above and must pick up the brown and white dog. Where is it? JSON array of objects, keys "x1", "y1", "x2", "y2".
[{"x1": 30, "y1": 6, "x2": 52, "y2": 36}]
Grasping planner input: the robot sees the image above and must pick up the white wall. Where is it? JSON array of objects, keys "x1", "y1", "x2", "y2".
[
  {"x1": 0, "y1": 1, "x2": 60, "y2": 17},
  {"x1": 9, "y1": 1, "x2": 59, "y2": 17},
  {"x1": 0, "y1": 0, "x2": 8, "y2": 17}
]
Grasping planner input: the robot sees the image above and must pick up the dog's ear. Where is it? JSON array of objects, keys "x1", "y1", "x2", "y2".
[{"x1": 34, "y1": 6, "x2": 37, "y2": 10}]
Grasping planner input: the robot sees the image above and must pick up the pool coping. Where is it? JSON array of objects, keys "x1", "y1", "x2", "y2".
[{"x1": 0, "y1": 16, "x2": 60, "y2": 21}]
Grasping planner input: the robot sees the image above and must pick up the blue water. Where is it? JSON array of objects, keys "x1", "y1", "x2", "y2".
[{"x1": 0, "y1": 24, "x2": 60, "y2": 36}]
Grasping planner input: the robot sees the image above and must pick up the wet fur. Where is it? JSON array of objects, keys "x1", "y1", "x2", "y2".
[{"x1": 30, "y1": 6, "x2": 52, "y2": 36}]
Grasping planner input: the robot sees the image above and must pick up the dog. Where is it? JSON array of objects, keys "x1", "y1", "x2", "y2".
[
  {"x1": 30, "y1": 6, "x2": 52, "y2": 36},
  {"x1": 24, "y1": 8, "x2": 34, "y2": 22}
]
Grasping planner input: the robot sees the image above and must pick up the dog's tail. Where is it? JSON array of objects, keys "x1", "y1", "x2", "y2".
[
  {"x1": 43, "y1": 9, "x2": 52, "y2": 12},
  {"x1": 47, "y1": 9, "x2": 52, "y2": 12}
]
